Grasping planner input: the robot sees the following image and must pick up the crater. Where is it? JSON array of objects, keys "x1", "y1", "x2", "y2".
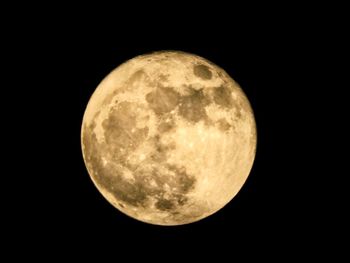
[{"x1": 193, "y1": 64, "x2": 212, "y2": 80}]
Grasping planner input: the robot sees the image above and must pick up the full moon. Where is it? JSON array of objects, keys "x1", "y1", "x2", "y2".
[{"x1": 81, "y1": 51, "x2": 257, "y2": 225}]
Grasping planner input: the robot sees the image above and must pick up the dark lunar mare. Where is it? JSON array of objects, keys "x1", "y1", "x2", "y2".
[{"x1": 82, "y1": 100, "x2": 197, "y2": 213}]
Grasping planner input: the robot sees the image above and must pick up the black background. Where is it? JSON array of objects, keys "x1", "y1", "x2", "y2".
[{"x1": 5, "y1": 8, "x2": 337, "y2": 258}]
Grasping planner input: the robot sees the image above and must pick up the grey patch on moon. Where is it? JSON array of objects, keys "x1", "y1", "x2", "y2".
[
  {"x1": 146, "y1": 86, "x2": 180, "y2": 115},
  {"x1": 124, "y1": 69, "x2": 150, "y2": 90},
  {"x1": 158, "y1": 74, "x2": 169, "y2": 82},
  {"x1": 120, "y1": 163, "x2": 196, "y2": 210},
  {"x1": 178, "y1": 88, "x2": 211, "y2": 123},
  {"x1": 216, "y1": 118, "x2": 232, "y2": 132},
  {"x1": 193, "y1": 64, "x2": 212, "y2": 80},
  {"x1": 212, "y1": 85, "x2": 234, "y2": 108},
  {"x1": 107, "y1": 70, "x2": 149, "y2": 102},
  {"x1": 108, "y1": 173, "x2": 149, "y2": 207},
  {"x1": 155, "y1": 198, "x2": 175, "y2": 211},
  {"x1": 158, "y1": 120, "x2": 175, "y2": 133},
  {"x1": 129, "y1": 69, "x2": 145, "y2": 81},
  {"x1": 152, "y1": 164, "x2": 196, "y2": 213},
  {"x1": 83, "y1": 121, "x2": 196, "y2": 212},
  {"x1": 101, "y1": 101, "x2": 149, "y2": 163},
  {"x1": 82, "y1": 124, "x2": 147, "y2": 207},
  {"x1": 149, "y1": 135, "x2": 176, "y2": 162}
]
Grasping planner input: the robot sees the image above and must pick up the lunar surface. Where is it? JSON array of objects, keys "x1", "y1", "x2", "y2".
[{"x1": 81, "y1": 51, "x2": 257, "y2": 225}]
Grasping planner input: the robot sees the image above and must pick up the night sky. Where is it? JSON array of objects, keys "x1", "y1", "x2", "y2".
[{"x1": 6, "y1": 17, "x2": 327, "y2": 258}]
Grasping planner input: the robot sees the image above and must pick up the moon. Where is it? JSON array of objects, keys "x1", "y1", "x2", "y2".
[{"x1": 81, "y1": 51, "x2": 257, "y2": 225}]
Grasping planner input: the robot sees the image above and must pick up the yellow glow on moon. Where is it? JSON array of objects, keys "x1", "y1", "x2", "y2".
[{"x1": 81, "y1": 51, "x2": 257, "y2": 225}]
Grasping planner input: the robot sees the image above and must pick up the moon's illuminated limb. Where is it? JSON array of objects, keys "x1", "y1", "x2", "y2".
[{"x1": 81, "y1": 51, "x2": 257, "y2": 225}]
